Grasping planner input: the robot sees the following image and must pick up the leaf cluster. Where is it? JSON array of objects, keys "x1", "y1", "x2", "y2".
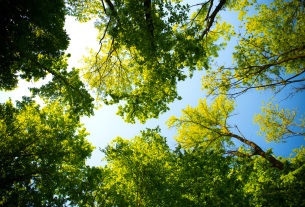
[
  {"x1": 70, "y1": 0, "x2": 234, "y2": 123},
  {"x1": 0, "y1": 98, "x2": 94, "y2": 206}
]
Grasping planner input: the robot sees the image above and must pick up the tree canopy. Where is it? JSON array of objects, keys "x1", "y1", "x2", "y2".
[
  {"x1": 202, "y1": 0, "x2": 305, "y2": 98},
  {"x1": 0, "y1": 0, "x2": 95, "y2": 116},
  {"x1": 0, "y1": 0, "x2": 68, "y2": 90},
  {"x1": 68, "y1": 0, "x2": 235, "y2": 123},
  {"x1": 55, "y1": 128, "x2": 305, "y2": 206},
  {"x1": 1, "y1": 0, "x2": 304, "y2": 206},
  {"x1": 0, "y1": 97, "x2": 94, "y2": 206}
]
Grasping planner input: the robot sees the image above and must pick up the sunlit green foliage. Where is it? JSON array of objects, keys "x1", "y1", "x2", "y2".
[
  {"x1": 166, "y1": 95, "x2": 288, "y2": 170},
  {"x1": 253, "y1": 98, "x2": 305, "y2": 143},
  {"x1": 69, "y1": 0, "x2": 234, "y2": 123},
  {"x1": 101, "y1": 127, "x2": 173, "y2": 206},
  {"x1": 1, "y1": 0, "x2": 304, "y2": 206},
  {"x1": 0, "y1": 98, "x2": 94, "y2": 206},
  {"x1": 167, "y1": 95, "x2": 305, "y2": 205},
  {"x1": 166, "y1": 95, "x2": 235, "y2": 150},
  {"x1": 62, "y1": 128, "x2": 304, "y2": 206},
  {"x1": 202, "y1": 0, "x2": 305, "y2": 97},
  {"x1": 61, "y1": 128, "x2": 243, "y2": 206}
]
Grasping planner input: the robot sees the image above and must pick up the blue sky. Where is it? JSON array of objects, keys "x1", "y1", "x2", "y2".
[{"x1": 1, "y1": 0, "x2": 304, "y2": 167}]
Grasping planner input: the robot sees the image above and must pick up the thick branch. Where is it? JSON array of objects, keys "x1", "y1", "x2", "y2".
[
  {"x1": 249, "y1": 54, "x2": 305, "y2": 70},
  {"x1": 104, "y1": 0, "x2": 115, "y2": 11},
  {"x1": 227, "y1": 150, "x2": 257, "y2": 158},
  {"x1": 217, "y1": 124, "x2": 284, "y2": 170},
  {"x1": 200, "y1": 0, "x2": 226, "y2": 39},
  {"x1": 27, "y1": 57, "x2": 81, "y2": 96},
  {"x1": 227, "y1": 132, "x2": 284, "y2": 170},
  {"x1": 101, "y1": 0, "x2": 107, "y2": 14}
]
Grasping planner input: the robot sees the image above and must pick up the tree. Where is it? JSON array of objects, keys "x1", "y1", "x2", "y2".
[
  {"x1": 0, "y1": 0, "x2": 68, "y2": 90},
  {"x1": 253, "y1": 98, "x2": 305, "y2": 144},
  {"x1": 100, "y1": 127, "x2": 174, "y2": 206},
  {"x1": 0, "y1": 0, "x2": 95, "y2": 116},
  {"x1": 2, "y1": 0, "x2": 305, "y2": 205},
  {"x1": 62, "y1": 128, "x2": 304, "y2": 206},
  {"x1": 58, "y1": 127, "x2": 174, "y2": 206},
  {"x1": 68, "y1": 0, "x2": 236, "y2": 123},
  {"x1": 54, "y1": 165, "x2": 114, "y2": 206},
  {"x1": 62, "y1": 128, "x2": 246, "y2": 206},
  {"x1": 202, "y1": 0, "x2": 305, "y2": 98},
  {"x1": 170, "y1": 145, "x2": 248, "y2": 207},
  {"x1": 166, "y1": 95, "x2": 287, "y2": 170},
  {"x1": 163, "y1": 0, "x2": 305, "y2": 205},
  {"x1": 0, "y1": 97, "x2": 94, "y2": 206}
]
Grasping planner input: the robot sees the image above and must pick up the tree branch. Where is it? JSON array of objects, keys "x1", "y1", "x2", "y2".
[
  {"x1": 200, "y1": 0, "x2": 226, "y2": 40},
  {"x1": 226, "y1": 131, "x2": 284, "y2": 170},
  {"x1": 0, "y1": 34, "x2": 86, "y2": 100},
  {"x1": 104, "y1": 0, "x2": 115, "y2": 11}
]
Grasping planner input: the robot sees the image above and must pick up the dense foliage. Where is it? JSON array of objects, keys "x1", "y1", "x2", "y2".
[
  {"x1": 68, "y1": 0, "x2": 234, "y2": 123},
  {"x1": 0, "y1": 0, "x2": 304, "y2": 206},
  {"x1": 202, "y1": 0, "x2": 305, "y2": 97},
  {"x1": 55, "y1": 128, "x2": 305, "y2": 206},
  {"x1": 0, "y1": 98, "x2": 94, "y2": 205},
  {"x1": 0, "y1": 0, "x2": 95, "y2": 116}
]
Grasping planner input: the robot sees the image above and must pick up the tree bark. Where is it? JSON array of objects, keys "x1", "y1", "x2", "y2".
[{"x1": 228, "y1": 132, "x2": 284, "y2": 170}]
